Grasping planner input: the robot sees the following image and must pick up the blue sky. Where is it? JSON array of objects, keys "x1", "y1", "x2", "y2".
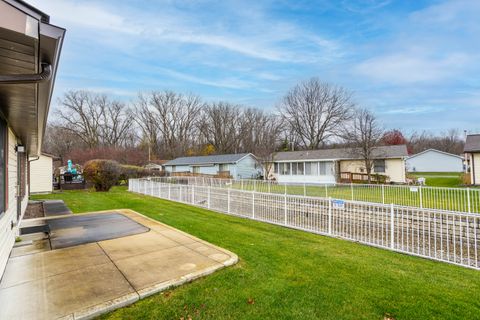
[{"x1": 30, "y1": 0, "x2": 480, "y2": 133}]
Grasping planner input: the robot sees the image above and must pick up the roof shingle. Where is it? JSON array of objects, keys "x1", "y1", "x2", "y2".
[
  {"x1": 165, "y1": 153, "x2": 252, "y2": 166},
  {"x1": 272, "y1": 145, "x2": 408, "y2": 162},
  {"x1": 464, "y1": 134, "x2": 480, "y2": 153}
]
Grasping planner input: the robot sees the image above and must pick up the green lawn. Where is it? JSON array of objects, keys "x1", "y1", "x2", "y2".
[
  {"x1": 32, "y1": 187, "x2": 480, "y2": 320},
  {"x1": 409, "y1": 172, "x2": 464, "y2": 188},
  {"x1": 230, "y1": 180, "x2": 478, "y2": 212}
]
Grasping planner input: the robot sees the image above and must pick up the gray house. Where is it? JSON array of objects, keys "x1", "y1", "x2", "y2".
[
  {"x1": 406, "y1": 149, "x2": 464, "y2": 172},
  {"x1": 164, "y1": 153, "x2": 262, "y2": 179}
]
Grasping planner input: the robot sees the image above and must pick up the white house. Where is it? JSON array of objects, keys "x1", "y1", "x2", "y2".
[
  {"x1": 269, "y1": 145, "x2": 408, "y2": 184},
  {"x1": 164, "y1": 153, "x2": 262, "y2": 179},
  {"x1": 0, "y1": 0, "x2": 64, "y2": 276},
  {"x1": 464, "y1": 134, "x2": 480, "y2": 185},
  {"x1": 406, "y1": 149, "x2": 464, "y2": 172},
  {"x1": 29, "y1": 153, "x2": 57, "y2": 194}
]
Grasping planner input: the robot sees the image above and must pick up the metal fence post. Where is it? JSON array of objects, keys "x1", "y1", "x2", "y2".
[
  {"x1": 208, "y1": 186, "x2": 211, "y2": 209},
  {"x1": 227, "y1": 188, "x2": 230, "y2": 214},
  {"x1": 467, "y1": 188, "x2": 471, "y2": 213},
  {"x1": 285, "y1": 184, "x2": 287, "y2": 195},
  {"x1": 284, "y1": 193, "x2": 288, "y2": 225},
  {"x1": 382, "y1": 184, "x2": 385, "y2": 204},
  {"x1": 419, "y1": 186, "x2": 423, "y2": 209},
  {"x1": 252, "y1": 192, "x2": 255, "y2": 219},
  {"x1": 241, "y1": 180, "x2": 244, "y2": 191},
  {"x1": 179, "y1": 185, "x2": 182, "y2": 202},
  {"x1": 254, "y1": 180, "x2": 256, "y2": 192},
  {"x1": 390, "y1": 203, "x2": 395, "y2": 249},
  {"x1": 325, "y1": 184, "x2": 328, "y2": 197},
  {"x1": 268, "y1": 182, "x2": 271, "y2": 193},
  {"x1": 328, "y1": 197, "x2": 332, "y2": 235},
  {"x1": 168, "y1": 183, "x2": 171, "y2": 199},
  {"x1": 192, "y1": 184, "x2": 195, "y2": 204},
  {"x1": 351, "y1": 182, "x2": 354, "y2": 200},
  {"x1": 303, "y1": 183, "x2": 306, "y2": 197}
]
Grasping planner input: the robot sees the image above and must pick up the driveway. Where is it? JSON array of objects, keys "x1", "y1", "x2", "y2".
[{"x1": 0, "y1": 209, "x2": 237, "y2": 320}]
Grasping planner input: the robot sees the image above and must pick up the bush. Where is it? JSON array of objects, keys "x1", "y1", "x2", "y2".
[
  {"x1": 83, "y1": 159, "x2": 121, "y2": 191},
  {"x1": 118, "y1": 165, "x2": 155, "y2": 184}
]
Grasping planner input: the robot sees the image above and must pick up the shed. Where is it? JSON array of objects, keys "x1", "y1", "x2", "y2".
[
  {"x1": 406, "y1": 149, "x2": 464, "y2": 172},
  {"x1": 29, "y1": 153, "x2": 57, "y2": 194}
]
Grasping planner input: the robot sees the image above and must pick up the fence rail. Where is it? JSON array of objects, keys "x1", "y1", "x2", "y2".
[
  {"x1": 129, "y1": 178, "x2": 480, "y2": 270},
  {"x1": 147, "y1": 176, "x2": 480, "y2": 214}
]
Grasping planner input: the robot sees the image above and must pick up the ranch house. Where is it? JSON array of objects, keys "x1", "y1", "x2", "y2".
[
  {"x1": 164, "y1": 153, "x2": 262, "y2": 179},
  {"x1": 268, "y1": 145, "x2": 408, "y2": 184}
]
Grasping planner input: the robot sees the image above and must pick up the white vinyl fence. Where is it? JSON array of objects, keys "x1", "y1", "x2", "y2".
[
  {"x1": 151, "y1": 177, "x2": 480, "y2": 214},
  {"x1": 130, "y1": 178, "x2": 480, "y2": 270}
]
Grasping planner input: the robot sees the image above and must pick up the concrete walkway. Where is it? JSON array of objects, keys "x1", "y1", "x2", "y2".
[
  {"x1": 43, "y1": 200, "x2": 73, "y2": 217},
  {"x1": 0, "y1": 209, "x2": 237, "y2": 320}
]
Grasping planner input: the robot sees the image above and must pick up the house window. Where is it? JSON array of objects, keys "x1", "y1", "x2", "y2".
[
  {"x1": 274, "y1": 163, "x2": 279, "y2": 174},
  {"x1": 280, "y1": 163, "x2": 290, "y2": 175},
  {"x1": 193, "y1": 166, "x2": 200, "y2": 174},
  {"x1": 319, "y1": 162, "x2": 327, "y2": 175},
  {"x1": 292, "y1": 162, "x2": 297, "y2": 175},
  {"x1": 0, "y1": 118, "x2": 6, "y2": 214},
  {"x1": 374, "y1": 160, "x2": 386, "y2": 173},
  {"x1": 297, "y1": 162, "x2": 304, "y2": 175},
  {"x1": 219, "y1": 164, "x2": 227, "y2": 172},
  {"x1": 172, "y1": 165, "x2": 176, "y2": 172}
]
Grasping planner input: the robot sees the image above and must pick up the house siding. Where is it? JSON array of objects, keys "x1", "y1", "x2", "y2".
[
  {"x1": 339, "y1": 158, "x2": 406, "y2": 183},
  {"x1": 472, "y1": 153, "x2": 480, "y2": 185},
  {"x1": 29, "y1": 154, "x2": 53, "y2": 193},
  {"x1": 234, "y1": 155, "x2": 262, "y2": 179},
  {"x1": 0, "y1": 128, "x2": 28, "y2": 277},
  {"x1": 406, "y1": 150, "x2": 463, "y2": 172}
]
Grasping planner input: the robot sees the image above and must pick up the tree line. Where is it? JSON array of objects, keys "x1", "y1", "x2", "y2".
[{"x1": 44, "y1": 78, "x2": 466, "y2": 167}]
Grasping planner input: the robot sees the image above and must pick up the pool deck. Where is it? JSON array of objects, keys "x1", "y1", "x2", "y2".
[{"x1": 0, "y1": 209, "x2": 237, "y2": 320}]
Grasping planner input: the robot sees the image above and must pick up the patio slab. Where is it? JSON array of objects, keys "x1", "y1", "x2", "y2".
[{"x1": 0, "y1": 209, "x2": 238, "y2": 320}]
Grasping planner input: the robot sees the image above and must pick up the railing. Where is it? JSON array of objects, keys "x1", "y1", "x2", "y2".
[
  {"x1": 339, "y1": 172, "x2": 388, "y2": 183},
  {"x1": 147, "y1": 176, "x2": 480, "y2": 214},
  {"x1": 129, "y1": 178, "x2": 480, "y2": 270}
]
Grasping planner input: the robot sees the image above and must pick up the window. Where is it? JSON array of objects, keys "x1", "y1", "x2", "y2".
[
  {"x1": 374, "y1": 160, "x2": 386, "y2": 173},
  {"x1": 219, "y1": 164, "x2": 228, "y2": 172},
  {"x1": 172, "y1": 165, "x2": 176, "y2": 172},
  {"x1": 0, "y1": 118, "x2": 6, "y2": 214},
  {"x1": 280, "y1": 163, "x2": 290, "y2": 175},
  {"x1": 292, "y1": 162, "x2": 297, "y2": 175},
  {"x1": 274, "y1": 163, "x2": 279, "y2": 174},
  {"x1": 297, "y1": 162, "x2": 304, "y2": 175},
  {"x1": 305, "y1": 162, "x2": 318, "y2": 175},
  {"x1": 319, "y1": 162, "x2": 326, "y2": 175},
  {"x1": 193, "y1": 166, "x2": 200, "y2": 174}
]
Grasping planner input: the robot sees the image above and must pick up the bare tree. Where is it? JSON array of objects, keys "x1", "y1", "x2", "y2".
[
  {"x1": 56, "y1": 91, "x2": 134, "y2": 148},
  {"x1": 150, "y1": 91, "x2": 203, "y2": 158},
  {"x1": 42, "y1": 124, "x2": 84, "y2": 162},
  {"x1": 132, "y1": 94, "x2": 161, "y2": 160},
  {"x1": 279, "y1": 78, "x2": 354, "y2": 149},
  {"x1": 343, "y1": 108, "x2": 384, "y2": 183},
  {"x1": 197, "y1": 102, "x2": 243, "y2": 154},
  {"x1": 408, "y1": 129, "x2": 465, "y2": 155},
  {"x1": 56, "y1": 91, "x2": 104, "y2": 148}
]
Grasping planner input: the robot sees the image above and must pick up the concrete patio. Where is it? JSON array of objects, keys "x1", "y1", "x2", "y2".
[{"x1": 0, "y1": 209, "x2": 237, "y2": 320}]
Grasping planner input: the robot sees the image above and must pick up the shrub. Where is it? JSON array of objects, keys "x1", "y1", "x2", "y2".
[
  {"x1": 83, "y1": 159, "x2": 121, "y2": 191},
  {"x1": 118, "y1": 165, "x2": 155, "y2": 184}
]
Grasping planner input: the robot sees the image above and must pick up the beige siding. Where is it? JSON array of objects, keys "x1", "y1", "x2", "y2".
[
  {"x1": 30, "y1": 155, "x2": 53, "y2": 193},
  {"x1": 340, "y1": 158, "x2": 406, "y2": 183},
  {"x1": 472, "y1": 153, "x2": 480, "y2": 185},
  {"x1": 0, "y1": 129, "x2": 18, "y2": 275}
]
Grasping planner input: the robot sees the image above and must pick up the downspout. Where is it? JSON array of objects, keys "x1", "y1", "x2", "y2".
[
  {"x1": 28, "y1": 156, "x2": 40, "y2": 197},
  {"x1": 0, "y1": 63, "x2": 51, "y2": 84}
]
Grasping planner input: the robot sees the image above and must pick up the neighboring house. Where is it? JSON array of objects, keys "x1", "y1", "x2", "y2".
[
  {"x1": 0, "y1": 0, "x2": 64, "y2": 276},
  {"x1": 269, "y1": 145, "x2": 408, "y2": 184},
  {"x1": 406, "y1": 149, "x2": 464, "y2": 172},
  {"x1": 464, "y1": 134, "x2": 480, "y2": 185},
  {"x1": 144, "y1": 160, "x2": 168, "y2": 171},
  {"x1": 164, "y1": 153, "x2": 262, "y2": 179},
  {"x1": 29, "y1": 153, "x2": 58, "y2": 194}
]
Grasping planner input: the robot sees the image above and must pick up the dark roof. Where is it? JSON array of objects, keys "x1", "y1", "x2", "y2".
[
  {"x1": 273, "y1": 145, "x2": 408, "y2": 162},
  {"x1": 464, "y1": 134, "x2": 480, "y2": 153},
  {"x1": 165, "y1": 153, "x2": 253, "y2": 166}
]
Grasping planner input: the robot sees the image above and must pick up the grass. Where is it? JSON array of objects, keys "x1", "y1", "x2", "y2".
[
  {"x1": 409, "y1": 172, "x2": 463, "y2": 188},
  {"x1": 31, "y1": 187, "x2": 480, "y2": 320},
  {"x1": 229, "y1": 179, "x2": 479, "y2": 212}
]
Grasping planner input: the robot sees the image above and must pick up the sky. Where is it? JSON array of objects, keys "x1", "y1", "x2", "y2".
[{"x1": 29, "y1": 0, "x2": 480, "y2": 133}]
